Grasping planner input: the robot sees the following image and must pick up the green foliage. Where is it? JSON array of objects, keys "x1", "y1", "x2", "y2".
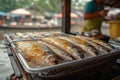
[
  {"x1": 0, "y1": 0, "x2": 82, "y2": 13},
  {"x1": 0, "y1": 0, "x2": 61, "y2": 13},
  {"x1": 32, "y1": 0, "x2": 61, "y2": 14},
  {"x1": 0, "y1": 0, "x2": 32, "y2": 12}
]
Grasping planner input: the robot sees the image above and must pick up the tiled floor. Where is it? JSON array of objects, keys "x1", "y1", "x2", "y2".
[{"x1": 0, "y1": 40, "x2": 14, "y2": 80}]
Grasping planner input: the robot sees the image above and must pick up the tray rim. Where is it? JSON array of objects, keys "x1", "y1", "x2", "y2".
[
  {"x1": 13, "y1": 44, "x2": 120, "y2": 73},
  {"x1": 5, "y1": 34, "x2": 120, "y2": 73}
]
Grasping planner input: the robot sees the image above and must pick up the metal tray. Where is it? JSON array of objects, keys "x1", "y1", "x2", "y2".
[
  {"x1": 5, "y1": 33, "x2": 120, "y2": 77},
  {"x1": 11, "y1": 41, "x2": 120, "y2": 75}
]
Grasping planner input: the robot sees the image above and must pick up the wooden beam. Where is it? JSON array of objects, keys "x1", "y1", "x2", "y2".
[{"x1": 61, "y1": 0, "x2": 71, "y2": 33}]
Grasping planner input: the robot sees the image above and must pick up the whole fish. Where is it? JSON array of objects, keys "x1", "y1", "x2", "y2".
[
  {"x1": 43, "y1": 42, "x2": 74, "y2": 61},
  {"x1": 72, "y1": 36, "x2": 110, "y2": 54},
  {"x1": 59, "y1": 37, "x2": 98, "y2": 56},
  {"x1": 42, "y1": 38, "x2": 84, "y2": 60},
  {"x1": 76, "y1": 36, "x2": 114, "y2": 51}
]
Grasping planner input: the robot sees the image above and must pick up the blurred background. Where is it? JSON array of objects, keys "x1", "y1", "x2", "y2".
[{"x1": 0, "y1": 0, "x2": 119, "y2": 36}]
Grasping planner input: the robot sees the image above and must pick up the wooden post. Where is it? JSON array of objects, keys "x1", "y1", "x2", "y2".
[{"x1": 61, "y1": 0, "x2": 71, "y2": 33}]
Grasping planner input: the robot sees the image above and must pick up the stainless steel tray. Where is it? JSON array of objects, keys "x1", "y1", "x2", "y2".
[
  {"x1": 11, "y1": 42, "x2": 120, "y2": 74},
  {"x1": 5, "y1": 33, "x2": 120, "y2": 77}
]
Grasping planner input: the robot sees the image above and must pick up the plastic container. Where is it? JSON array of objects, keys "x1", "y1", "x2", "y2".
[{"x1": 107, "y1": 20, "x2": 120, "y2": 40}]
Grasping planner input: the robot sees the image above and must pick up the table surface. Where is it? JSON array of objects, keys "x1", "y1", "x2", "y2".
[{"x1": 0, "y1": 40, "x2": 14, "y2": 80}]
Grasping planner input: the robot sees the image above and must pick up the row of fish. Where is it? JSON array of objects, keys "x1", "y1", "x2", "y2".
[
  {"x1": 15, "y1": 33, "x2": 114, "y2": 67},
  {"x1": 9, "y1": 32, "x2": 65, "y2": 41}
]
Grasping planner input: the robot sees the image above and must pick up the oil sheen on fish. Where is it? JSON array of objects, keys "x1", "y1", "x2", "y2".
[
  {"x1": 59, "y1": 37, "x2": 98, "y2": 56},
  {"x1": 16, "y1": 41, "x2": 57, "y2": 67},
  {"x1": 72, "y1": 36, "x2": 110, "y2": 54},
  {"x1": 76, "y1": 36, "x2": 114, "y2": 51},
  {"x1": 43, "y1": 42, "x2": 74, "y2": 61},
  {"x1": 42, "y1": 38, "x2": 84, "y2": 60}
]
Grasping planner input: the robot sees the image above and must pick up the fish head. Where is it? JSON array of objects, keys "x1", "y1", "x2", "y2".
[{"x1": 44, "y1": 50, "x2": 57, "y2": 65}]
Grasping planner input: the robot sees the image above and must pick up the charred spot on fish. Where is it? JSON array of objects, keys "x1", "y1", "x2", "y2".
[
  {"x1": 72, "y1": 48, "x2": 84, "y2": 59},
  {"x1": 77, "y1": 49, "x2": 84, "y2": 58},
  {"x1": 45, "y1": 50, "x2": 52, "y2": 54},
  {"x1": 88, "y1": 45, "x2": 98, "y2": 55}
]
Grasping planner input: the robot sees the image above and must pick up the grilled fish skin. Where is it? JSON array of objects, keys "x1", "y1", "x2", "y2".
[
  {"x1": 72, "y1": 36, "x2": 110, "y2": 54},
  {"x1": 16, "y1": 41, "x2": 45, "y2": 66},
  {"x1": 76, "y1": 36, "x2": 114, "y2": 50},
  {"x1": 42, "y1": 38, "x2": 84, "y2": 60},
  {"x1": 16, "y1": 41, "x2": 57, "y2": 66},
  {"x1": 43, "y1": 42, "x2": 74, "y2": 61},
  {"x1": 83, "y1": 39, "x2": 110, "y2": 54},
  {"x1": 59, "y1": 37, "x2": 98, "y2": 56},
  {"x1": 13, "y1": 32, "x2": 68, "y2": 40},
  {"x1": 16, "y1": 32, "x2": 30, "y2": 39},
  {"x1": 42, "y1": 45, "x2": 57, "y2": 66}
]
